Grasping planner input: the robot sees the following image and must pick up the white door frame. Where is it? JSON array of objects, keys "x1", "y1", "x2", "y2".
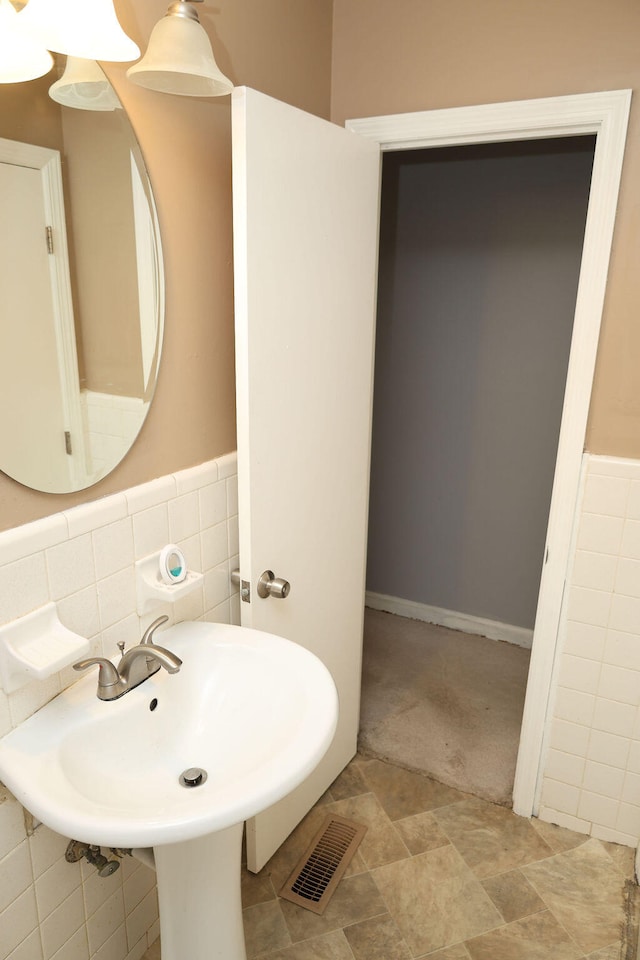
[{"x1": 348, "y1": 89, "x2": 631, "y2": 818}]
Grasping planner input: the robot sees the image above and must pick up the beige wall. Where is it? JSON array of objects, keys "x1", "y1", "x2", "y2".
[
  {"x1": 0, "y1": 71, "x2": 63, "y2": 148},
  {"x1": 0, "y1": 0, "x2": 333, "y2": 532},
  {"x1": 331, "y1": 0, "x2": 640, "y2": 460},
  {"x1": 6, "y1": 0, "x2": 638, "y2": 531}
]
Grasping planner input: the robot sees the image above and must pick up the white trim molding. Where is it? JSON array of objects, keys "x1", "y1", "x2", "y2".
[
  {"x1": 365, "y1": 591, "x2": 533, "y2": 649},
  {"x1": 349, "y1": 89, "x2": 632, "y2": 819}
]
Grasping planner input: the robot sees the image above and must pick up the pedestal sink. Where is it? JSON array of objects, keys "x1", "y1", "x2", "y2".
[{"x1": 0, "y1": 621, "x2": 338, "y2": 959}]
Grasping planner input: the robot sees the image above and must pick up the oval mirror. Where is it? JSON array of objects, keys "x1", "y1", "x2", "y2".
[{"x1": 0, "y1": 56, "x2": 164, "y2": 494}]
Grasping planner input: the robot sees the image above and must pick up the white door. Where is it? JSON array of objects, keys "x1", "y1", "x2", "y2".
[
  {"x1": 0, "y1": 160, "x2": 71, "y2": 491},
  {"x1": 232, "y1": 87, "x2": 381, "y2": 872}
]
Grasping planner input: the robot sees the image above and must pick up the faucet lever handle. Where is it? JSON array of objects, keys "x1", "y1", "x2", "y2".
[{"x1": 73, "y1": 657, "x2": 120, "y2": 687}]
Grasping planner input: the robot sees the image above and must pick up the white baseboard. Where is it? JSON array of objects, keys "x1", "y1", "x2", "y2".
[{"x1": 365, "y1": 591, "x2": 534, "y2": 649}]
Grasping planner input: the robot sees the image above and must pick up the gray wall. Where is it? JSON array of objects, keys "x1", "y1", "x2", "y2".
[{"x1": 366, "y1": 138, "x2": 595, "y2": 630}]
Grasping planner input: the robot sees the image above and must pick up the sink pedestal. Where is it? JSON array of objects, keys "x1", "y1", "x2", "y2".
[{"x1": 154, "y1": 822, "x2": 246, "y2": 960}]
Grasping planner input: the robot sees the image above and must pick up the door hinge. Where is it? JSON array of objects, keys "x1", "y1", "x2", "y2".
[
  {"x1": 46, "y1": 225, "x2": 54, "y2": 254},
  {"x1": 64, "y1": 431, "x2": 72, "y2": 455}
]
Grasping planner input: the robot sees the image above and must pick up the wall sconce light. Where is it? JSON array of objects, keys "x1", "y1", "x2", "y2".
[
  {"x1": 49, "y1": 56, "x2": 121, "y2": 111},
  {"x1": 0, "y1": 0, "x2": 53, "y2": 83},
  {"x1": 126, "y1": 0, "x2": 233, "y2": 98},
  {"x1": 18, "y1": 0, "x2": 140, "y2": 62}
]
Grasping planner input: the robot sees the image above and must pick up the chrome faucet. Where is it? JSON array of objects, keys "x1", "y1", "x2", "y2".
[{"x1": 73, "y1": 616, "x2": 182, "y2": 701}]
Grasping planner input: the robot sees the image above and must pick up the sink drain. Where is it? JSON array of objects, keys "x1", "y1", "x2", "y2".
[{"x1": 179, "y1": 767, "x2": 208, "y2": 788}]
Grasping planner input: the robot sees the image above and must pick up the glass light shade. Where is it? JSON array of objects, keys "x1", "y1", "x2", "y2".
[
  {"x1": 0, "y1": 0, "x2": 53, "y2": 83},
  {"x1": 49, "y1": 56, "x2": 121, "y2": 110},
  {"x1": 19, "y1": 0, "x2": 140, "y2": 62},
  {"x1": 126, "y1": 13, "x2": 233, "y2": 97}
]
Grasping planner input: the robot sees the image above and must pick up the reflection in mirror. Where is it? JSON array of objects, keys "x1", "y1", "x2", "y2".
[{"x1": 0, "y1": 56, "x2": 164, "y2": 494}]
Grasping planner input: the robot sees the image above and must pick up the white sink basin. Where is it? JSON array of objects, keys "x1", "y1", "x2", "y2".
[{"x1": 0, "y1": 621, "x2": 338, "y2": 849}]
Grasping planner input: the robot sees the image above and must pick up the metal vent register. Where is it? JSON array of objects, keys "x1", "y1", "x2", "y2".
[{"x1": 279, "y1": 815, "x2": 367, "y2": 914}]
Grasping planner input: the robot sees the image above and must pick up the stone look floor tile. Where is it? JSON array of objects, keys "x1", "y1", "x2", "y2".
[
  {"x1": 359, "y1": 757, "x2": 466, "y2": 820},
  {"x1": 521, "y1": 838, "x2": 626, "y2": 955},
  {"x1": 261, "y1": 929, "x2": 356, "y2": 959},
  {"x1": 464, "y1": 909, "x2": 583, "y2": 960},
  {"x1": 583, "y1": 943, "x2": 624, "y2": 959},
  {"x1": 244, "y1": 900, "x2": 292, "y2": 958},
  {"x1": 279, "y1": 872, "x2": 387, "y2": 943},
  {"x1": 144, "y1": 940, "x2": 161, "y2": 960},
  {"x1": 242, "y1": 865, "x2": 277, "y2": 908},
  {"x1": 417, "y1": 945, "x2": 471, "y2": 959},
  {"x1": 342, "y1": 914, "x2": 411, "y2": 959},
  {"x1": 530, "y1": 817, "x2": 589, "y2": 854},
  {"x1": 481, "y1": 868, "x2": 546, "y2": 923},
  {"x1": 326, "y1": 792, "x2": 410, "y2": 869},
  {"x1": 601, "y1": 840, "x2": 636, "y2": 879},
  {"x1": 434, "y1": 796, "x2": 553, "y2": 878},
  {"x1": 372, "y1": 843, "x2": 502, "y2": 956},
  {"x1": 328, "y1": 763, "x2": 369, "y2": 801},
  {"x1": 393, "y1": 810, "x2": 451, "y2": 855}
]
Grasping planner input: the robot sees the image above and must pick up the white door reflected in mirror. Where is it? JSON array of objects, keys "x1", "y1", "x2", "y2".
[{"x1": 0, "y1": 57, "x2": 164, "y2": 493}]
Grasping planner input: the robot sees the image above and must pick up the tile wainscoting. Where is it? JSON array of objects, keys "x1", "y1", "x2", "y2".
[
  {"x1": 0, "y1": 452, "x2": 239, "y2": 960},
  {"x1": 540, "y1": 454, "x2": 640, "y2": 846},
  {"x1": 4, "y1": 448, "x2": 640, "y2": 958}
]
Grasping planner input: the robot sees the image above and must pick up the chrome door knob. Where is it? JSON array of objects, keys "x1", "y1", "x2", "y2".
[{"x1": 257, "y1": 570, "x2": 291, "y2": 599}]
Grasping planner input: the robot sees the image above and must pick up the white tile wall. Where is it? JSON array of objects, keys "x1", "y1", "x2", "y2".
[
  {"x1": 540, "y1": 455, "x2": 640, "y2": 847},
  {"x1": 0, "y1": 452, "x2": 239, "y2": 960}
]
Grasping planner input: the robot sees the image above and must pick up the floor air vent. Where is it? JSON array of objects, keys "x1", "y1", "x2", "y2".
[{"x1": 279, "y1": 814, "x2": 367, "y2": 915}]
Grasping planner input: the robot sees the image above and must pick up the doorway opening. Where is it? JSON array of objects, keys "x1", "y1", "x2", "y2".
[
  {"x1": 361, "y1": 136, "x2": 595, "y2": 805},
  {"x1": 348, "y1": 90, "x2": 631, "y2": 817}
]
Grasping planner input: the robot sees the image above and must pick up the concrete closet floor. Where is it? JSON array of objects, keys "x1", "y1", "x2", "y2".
[
  {"x1": 359, "y1": 607, "x2": 532, "y2": 805},
  {"x1": 143, "y1": 754, "x2": 636, "y2": 959}
]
